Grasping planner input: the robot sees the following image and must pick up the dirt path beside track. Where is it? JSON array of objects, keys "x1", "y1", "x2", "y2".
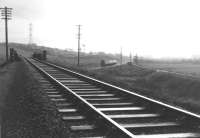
[
  {"x1": 0, "y1": 60, "x2": 65, "y2": 138},
  {"x1": 0, "y1": 62, "x2": 17, "y2": 138}
]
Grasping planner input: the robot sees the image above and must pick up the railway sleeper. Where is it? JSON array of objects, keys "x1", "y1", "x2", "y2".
[
  {"x1": 129, "y1": 125, "x2": 199, "y2": 135},
  {"x1": 135, "y1": 132, "x2": 200, "y2": 138}
]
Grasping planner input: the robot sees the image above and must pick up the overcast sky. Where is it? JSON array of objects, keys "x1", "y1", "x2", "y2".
[{"x1": 1, "y1": 0, "x2": 200, "y2": 58}]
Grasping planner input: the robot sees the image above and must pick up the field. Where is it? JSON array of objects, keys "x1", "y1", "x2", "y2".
[
  {"x1": 8, "y1": 43, "x2": 200, "y2": 114},
  {"x1": 140, "y1": 61, "x2": 200, "y2": 78}
]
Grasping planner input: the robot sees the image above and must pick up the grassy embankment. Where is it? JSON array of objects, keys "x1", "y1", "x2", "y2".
[{"x1": 89, "y1": 65, "x2": 200, "y2": 114}]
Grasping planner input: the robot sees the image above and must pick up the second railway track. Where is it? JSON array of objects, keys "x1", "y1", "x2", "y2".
[{"x1": 26, "y1": 58, "x2": 200, "y2": 138}]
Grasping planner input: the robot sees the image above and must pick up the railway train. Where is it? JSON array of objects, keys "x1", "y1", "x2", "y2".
[{"x1": 100, "y1": 59, "x2": 117, "y2": 67}]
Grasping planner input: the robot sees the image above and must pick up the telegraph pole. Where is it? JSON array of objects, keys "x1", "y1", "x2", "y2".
[
  {"x1": 77, "y1": 25, "x2": 81, "y2": 66},
  {"x1": 0, "y1": 7, "x2": 12, "y2": 62},
  {"x1": 120, "y1": 47, "x2": 123, "y2": 65},
  {"x1": 129, "y1": 52, "x2": 132, "y2": 63}
]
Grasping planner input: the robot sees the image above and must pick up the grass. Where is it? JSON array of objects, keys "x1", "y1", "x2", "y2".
[
  {"x1": 140, "y1": 61, "x2": 200, "y2": 77},
  {"x1": 90, "y1": 64, "x2": 200, "y2": 114}
]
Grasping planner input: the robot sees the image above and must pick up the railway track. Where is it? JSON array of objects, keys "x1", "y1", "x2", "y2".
[{"x1": 26, "y1": 58, "x2": 200, "y2": 138}]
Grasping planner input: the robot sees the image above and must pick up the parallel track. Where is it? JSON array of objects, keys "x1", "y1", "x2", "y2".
[{"x1": 26, "y1": 58, "x2": 200, "y2": 138}]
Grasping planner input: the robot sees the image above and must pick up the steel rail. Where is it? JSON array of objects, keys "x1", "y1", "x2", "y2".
[
  {"x1": 26, "y1": 58, "x2": 136, "y2": 138},
  {"x1": 36, "y1": 59, "x2": 200, "y2": 121}
]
